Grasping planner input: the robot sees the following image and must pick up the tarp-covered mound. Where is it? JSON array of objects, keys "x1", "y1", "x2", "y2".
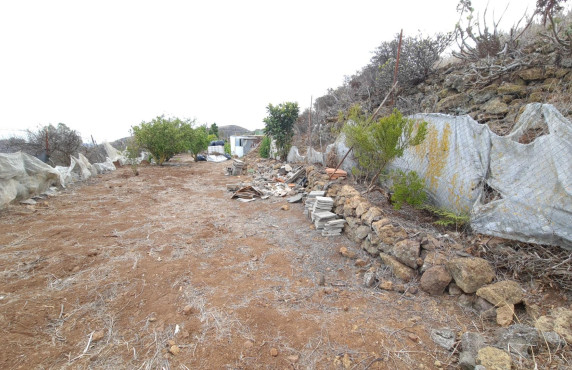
[
  {"x1": 0, "y1": 152, "x2": 62, "y2": 208},
  {"x1": 390, "y1": 103, "x2": 572, "y2": 249}
]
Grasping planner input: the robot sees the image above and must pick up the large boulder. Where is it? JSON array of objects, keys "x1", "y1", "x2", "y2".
[
  {"x1": 420, "y1": 266, "x2": 452, "y2": 295},
  {"x1": 392, "y1": 239, "x2": 420, "y2": 269},
  {"x1": 447, "y1": 258, "x2": 495, "y2": 294},
  {"x1": 495, "y1": 324, "x2": 539, "y2": 358},
  {"x1": 496, "y1": 304, "x2": 515, "y2": 327},
  {"x1": 476, "y1": 347, "x2": 511, "y2": 370},
  {"x1": 518, "y1": 67, "x2": 545, "y2": 81},
  {"x1": 476, "y1": 280, "x2": 524, "y2": 307},
  {"x1": 420, "y1": 250, "x2": 448, "y2": 272},
  {"x1": 535, "y1": 307, "x2": 572, "y2": 343},
  {"x1": 379, "y1": 253, "x2": 416, "y2": 282},
  {"x1": 361, "y1": 206, "x2": 383, "y2": 226},
  {"x1": 338, "y1": 185, "x2": 360, "y2": 198}
]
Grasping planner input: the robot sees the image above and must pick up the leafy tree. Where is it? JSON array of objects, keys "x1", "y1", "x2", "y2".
[
  {"x1": 209, "y1": 123, "x2": 219, "y2": 138},
  {"x1": 26, "y1": 123, "x2": 83, "y2": 166},
  {"x1": 188, "y1": 126, "x2": 210, "y2": 160},
  {"x1": 263, "y1": 102, "x2": 299, "y2": 159},
  {"x1": 343, "y1": 106, "x2": 428, "y2": 193},
  {"x1": 132, "y1": 115, "x2": 195, "y2": 165},
  {"x1": 259, "y1": 136, "x2": 271, "y2": 158}
]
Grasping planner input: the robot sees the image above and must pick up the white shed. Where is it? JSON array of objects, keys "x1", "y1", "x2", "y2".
[{"x1": 229, "y1": 135, "x2": 263, "y2": 157}]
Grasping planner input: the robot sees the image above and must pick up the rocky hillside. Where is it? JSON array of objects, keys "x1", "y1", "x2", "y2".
[{"x1": 294, "y1": 19, "x2": 572, "y2": 150}]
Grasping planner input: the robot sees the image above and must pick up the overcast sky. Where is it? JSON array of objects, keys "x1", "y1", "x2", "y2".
[{"x1": 0, "y1": 0, "x2": 540, "y2": 143}]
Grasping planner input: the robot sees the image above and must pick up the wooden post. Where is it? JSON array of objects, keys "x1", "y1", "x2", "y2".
[
  {"x1": 308, "y1": 96, "x2": 312, "y2": 150},
  {"x1": 328, "y1": 82, "x2": 398, "y2": 180},
  {"x1": 390, "y1": 29, "x2": 403, "y2": 107}
]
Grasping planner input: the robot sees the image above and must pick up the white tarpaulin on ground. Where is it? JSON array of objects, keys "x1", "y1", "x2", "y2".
[
  {"x1": 104, "y1": 142, "x2": 127, "y2": 165},
  {"x1": 0, "y1": 152, "x2": 62, "y2": 208},
  {"x1": 389, "y1": 103, "x2": 572, "y2": 249}
]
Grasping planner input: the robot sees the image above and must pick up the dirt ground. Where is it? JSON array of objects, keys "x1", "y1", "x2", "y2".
[{"x1": 0, "y1": 157, "x2": 564, "y2": 369}]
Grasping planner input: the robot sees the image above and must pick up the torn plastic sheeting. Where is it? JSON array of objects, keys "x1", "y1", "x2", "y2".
[
  {"x1": 206, "y1": 154, "x2": 228, "y2": 162},
  {"x1": 0, "y1": 152, "x2": 62, "y2": 208},
  {"x1": 104, "y1": 142, "x2": 127, "y2": 165},
  {"x1": 93, "y1": 157, "x2": 116, "y2": 174},
  {"x1": 325, "y1": 132, "x2": 358, "y2": 173},
  {"x1": 388, "y1": 103, "x2": 571, "y2": 249},
  {"x1": 472, "y1": 104, "x2": 572, "y2": 249}
]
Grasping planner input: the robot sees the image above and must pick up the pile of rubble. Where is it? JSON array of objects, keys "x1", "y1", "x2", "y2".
[{"x1": 226, "y1": 161, "x2": 307, "y2": 200}]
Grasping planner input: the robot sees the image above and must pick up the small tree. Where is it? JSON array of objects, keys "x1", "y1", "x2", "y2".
[
  {"x1": 188, "y1": 126, "x2": 210, "y2": 160},
  {"x1": 259, "y1": 136, "x2": 271, "y2": 158},
  {"x1": 132, "y1": 116, "x2": 194, "y2": 165},
  {"x1": 26, "y1": 123, "x2": 83, "y2": 166},
  {"x1": 125, "y1": 137, "x2": 141, "y2": 175},
  {"x1": 343, "y1": 106, "x2": 428, "y2": 193},
  {"x1": 263, "y1": 102, "x2": 299, "y2": 159},
  {"x1": 209, "y1": 123, "x2": 219, "y2": 138}
]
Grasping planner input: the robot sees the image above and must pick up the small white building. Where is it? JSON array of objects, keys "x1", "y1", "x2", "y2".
[{"x1": 229, "y1": 135, "x2": 263, "y2": 157}]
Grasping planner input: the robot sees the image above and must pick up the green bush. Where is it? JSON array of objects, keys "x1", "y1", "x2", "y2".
[
  {"x1": 390, "y1": 170, "x2": 427, "y2": 209},
  {"x1": 263, "y1": 102, "x2": 299, "y2": 159},
  {"x1": 125, "y1": 137, "x2": 140, "y2": 175},
  {"x1": 188, "y1": 126, "x2": 210, "y2": 160},
  {"x1": 422, "y1": 205, "x2": 470, "y2": 229},
  {"x1": 132, "y1": 115, "x2": 208, "y2": 165},
  {"x1": 224, "y1": 141, "x2": 231, "y2": 155},
  {"x1": 259, "y1": 136, "x2": 271, "y2": 158},
  {"x1": 343, "y1": 106, "x2": 428, "y2": 192}
]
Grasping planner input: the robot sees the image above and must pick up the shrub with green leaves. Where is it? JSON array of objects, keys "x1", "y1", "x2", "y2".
[
  {"x1": 188, "y1": 126, "x2": 210, "y2": 160},
  {"x1": 263, "y1": 102, "x2": 299, "y2": 159},
  {"x1": 259, "y1": 136, "x2": 271, "y2": 158},
  {"x1": 390, "y1": 170, "x2": 427, "y2": 209},
  {"x1": 422, "y1": 205, "x2": 470, "y2": 229},
  {"x1": 343, "y1": 106, "x2": 428, "y2": 192},
  {"x1": 132, "y1": 115, "x2": 206, "y2": 165}
]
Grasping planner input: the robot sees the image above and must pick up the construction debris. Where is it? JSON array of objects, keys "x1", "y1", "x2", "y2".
[
  {"x1": 287, "y1": 193, "x2": 304, "y2": 203},
  {"x1": 314, "y1": 211, "x2": 337, "y2": 229},
  {"x1": 310, "y1": 196, "x2": 334, "y2": 221},
  {"x1": 304, "y1": 191, "x2": 325, "y2": 217},
  {"x1": 322, "y1": 219, "x2": 346, "y2": 236},
  {"x1": 326, "y1": 168, "x2": 347, "y2": 180},
  {"x1": 231, "y1": 186, "x2": 263, "y2": 200},
  {"x1": 231, "y1": 159, "x2": 245, "y2": 175}
]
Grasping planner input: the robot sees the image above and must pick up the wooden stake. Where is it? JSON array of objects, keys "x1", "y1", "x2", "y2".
[{"x1": 308, "y1": 96, "x2": 312, "y2": 149}]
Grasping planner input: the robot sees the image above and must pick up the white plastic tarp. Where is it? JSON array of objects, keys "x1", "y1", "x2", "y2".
[
  {"x1": 104, "y1": 142, "x2": 127, "y2": 165},
  {"x1": 387, "y1": 103, "x2": 572, "y2": 249},
  {"x1": 0, "y1": 152, "x2": 62, "y2": 208},
  {"x1": 93, "y1": 157, "x2": 116, "y2": 174},
  {"x1": 325, "y1": 132, "x2": 358, "y2": 173},
  {"x1": 206, "y1": 155, "x2": 228, "y2": 162}
]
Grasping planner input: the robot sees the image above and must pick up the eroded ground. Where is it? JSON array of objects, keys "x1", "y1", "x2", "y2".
[{"x1": 0, "y1": 159, "x2": 541, "y2": 369}]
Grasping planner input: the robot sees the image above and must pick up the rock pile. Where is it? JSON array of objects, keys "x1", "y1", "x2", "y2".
[{"x1": 301, "y1": 165, "x2": 572, "y2": 368}]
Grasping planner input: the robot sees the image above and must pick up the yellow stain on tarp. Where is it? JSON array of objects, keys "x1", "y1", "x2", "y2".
[{"x1": 413, "y1": 123, "x2": 452, "y2": 193}]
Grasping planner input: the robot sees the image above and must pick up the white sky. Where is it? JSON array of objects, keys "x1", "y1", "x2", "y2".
[{"x1": 0, "y1": 0, "x2": 540, "y2": 143}]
